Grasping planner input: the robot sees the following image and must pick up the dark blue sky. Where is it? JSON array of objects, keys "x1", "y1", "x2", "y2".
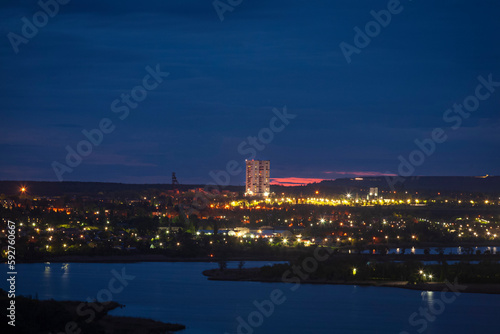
[{"x1": 1, "y1": 0, "x2": 499, "y2": 185}]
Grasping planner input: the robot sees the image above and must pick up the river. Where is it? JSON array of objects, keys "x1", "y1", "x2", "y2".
[{"x1": 2, "y1": 262, "x2": 498, "y2": 334}]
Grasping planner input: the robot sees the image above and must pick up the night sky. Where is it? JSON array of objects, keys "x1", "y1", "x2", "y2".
[{"x1": 1, "y1": 0, "x2": 499, "y2": 185}]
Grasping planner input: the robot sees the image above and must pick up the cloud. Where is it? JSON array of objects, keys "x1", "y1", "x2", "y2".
[
  {"x1": 0, "y1": 165, "x2": 48, "y2": 180},
  {"x1": 323, "y1": 171, "x2": 397, "y2": 177},
  {"x1": 51, "y1": 123, "x2": 81, "y2": 128},
  {"x1": 271, "y1": 177, "x2": 329, "y2": 186},
  {"x1": 85, "y1": 153, "x2": 157, "y2": 167},
  {"x1": 1, "y1": 0, "x2": 499, "y2": 183}
]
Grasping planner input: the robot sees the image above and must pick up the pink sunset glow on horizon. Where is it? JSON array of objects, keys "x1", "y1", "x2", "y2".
[
  {"x1": 271, "y1": 171, "x2": 398, "y2": 186},
  {"x1": 270, "y1": 177, "x2": 331, "y2": 186},
  {"x1": 323, "y1": 171, "x2": 398, "y2": 177}
]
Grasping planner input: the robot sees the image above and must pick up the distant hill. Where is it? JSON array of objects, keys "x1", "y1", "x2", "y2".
[
  {"x1": 271, "y1": 176, "x2": 500, "y2": 196},
  {"x1": 306, "y1": 176, "x2": 500, "y2": 195},
  {"x1": 0, "y1": 181, "x2": 243, "y2": 197},
  {"x1": 0, "y1": 176, "x2": 498, "y2": 197}
]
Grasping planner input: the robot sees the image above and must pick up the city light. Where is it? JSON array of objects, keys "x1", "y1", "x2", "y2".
[{"x1": 2, "y1": 3, "x2": 499, "y2": 332}]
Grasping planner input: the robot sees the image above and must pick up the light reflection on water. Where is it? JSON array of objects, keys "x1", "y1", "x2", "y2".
[
  {"x1": 365, "y1": 246, "x2": 498, "y2": 255},
  {"x1": 422, "y1": 290, "x2": 435, "y2": 306},
  {"x1": 1, "y1": 262, "x2": 499, "y2": 334}
]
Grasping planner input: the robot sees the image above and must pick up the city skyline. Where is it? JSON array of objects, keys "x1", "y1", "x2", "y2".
[{"x1": 2, "y1": 2, "x2": 500, "y2": 333}]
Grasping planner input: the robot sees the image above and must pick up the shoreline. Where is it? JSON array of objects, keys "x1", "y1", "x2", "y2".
[
  {"x1": 202, "y1": 268, "x2": 500, "y2": 295},
  {"x1": 5, "y1": 254, "x2": 290, "y2": 264},
  {"x1": 7, "y1": 251, "x2": 500, "y2": 264},
  {"x1": 0, "y1": 288, "x2": 186, "y2": 333}
]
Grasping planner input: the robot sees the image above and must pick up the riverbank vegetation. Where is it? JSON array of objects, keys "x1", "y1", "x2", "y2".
[{"x1": 0, "y1": 289, "x2": 185, "y2": 334}]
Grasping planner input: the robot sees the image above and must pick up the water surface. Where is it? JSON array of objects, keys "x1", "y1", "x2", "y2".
[{"x1": 2, "y1": 262, "x2": 498, "y2": 334}]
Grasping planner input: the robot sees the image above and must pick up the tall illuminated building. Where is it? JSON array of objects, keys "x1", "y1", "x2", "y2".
[{"x1": 245, "y1": 160, "x2": 270, "y2": 197}]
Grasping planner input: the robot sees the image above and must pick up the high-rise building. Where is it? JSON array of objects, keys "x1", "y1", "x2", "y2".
[{"x1": 245, "y1": 160, "x2": 270, "y2": 196}]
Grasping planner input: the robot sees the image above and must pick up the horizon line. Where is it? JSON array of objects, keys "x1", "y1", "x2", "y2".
[{"x1": 0, "y1": 175, "x2": 496, "y2": 186}]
